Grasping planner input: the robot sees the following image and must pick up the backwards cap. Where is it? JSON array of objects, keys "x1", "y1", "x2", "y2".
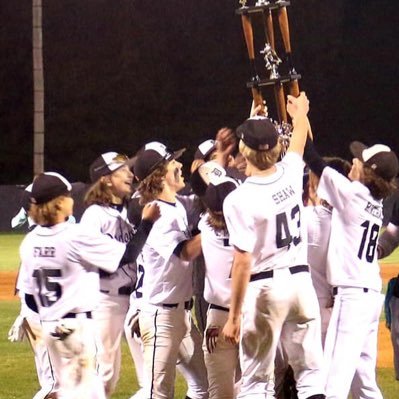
[
  {"x1": 350, "y1": 141, "x2": 399, "y2": 181},
  {"x1": 236, "y1": 117, "x2": 278, "y2": 151},
  {"x1": 203, "y1": 176, "x2": 240, "y2": 213},
  {"x1": 30, "y1": 172, "x2": 72, "y2": 205}
]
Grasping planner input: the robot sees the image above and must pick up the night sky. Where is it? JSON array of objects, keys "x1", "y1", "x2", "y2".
[{"x1": 1, "y1": 0, "x2": 399, "y2": 184}]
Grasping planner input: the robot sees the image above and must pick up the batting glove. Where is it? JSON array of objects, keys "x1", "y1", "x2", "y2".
[{"x1": 8, "y1": 315, "x2": 26, "y2": 342}]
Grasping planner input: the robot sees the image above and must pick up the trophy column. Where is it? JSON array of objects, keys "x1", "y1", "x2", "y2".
[{"x1": 236, "y1": 0, "x2": 301, "y2": 123}]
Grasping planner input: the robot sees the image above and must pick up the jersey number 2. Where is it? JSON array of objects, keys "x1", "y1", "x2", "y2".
[
  {"x1": 358, "y1": 221, "x2": 379, "y2": 262},
  {"x1": 32, "y1": 269, "x2": 62, "y2": 307},
  {"x1": 276, "y1": 205, "x2": 301, "y2": 249}
]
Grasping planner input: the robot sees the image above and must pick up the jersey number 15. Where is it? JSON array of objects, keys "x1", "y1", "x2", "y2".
[{"x1": 32, "y1": 268, "x2": 62, "y2": 307}]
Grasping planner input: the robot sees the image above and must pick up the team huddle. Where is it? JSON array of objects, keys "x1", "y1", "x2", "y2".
[{"x1": 8, "y1": 93, "x2": 399, "y2": 399}]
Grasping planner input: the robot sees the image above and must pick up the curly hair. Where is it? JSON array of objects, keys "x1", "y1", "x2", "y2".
[
  {"x1": 363, "y1": 166, "x2": 396, "y2": 200},
  {"x1": 138, "y1": 162, "x2": 168, "y2": 205},
  {"x1": 239, "y1": 139, "x2": 282, "y2": 170}
]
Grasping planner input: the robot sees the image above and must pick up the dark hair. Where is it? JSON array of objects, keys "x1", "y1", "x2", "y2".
[
  {"x1": 138, "y1": 162, "x2": 168, "y2": 205},
  {"x1": 363, "y1": 165, "x2": 396, "y2": 200}
]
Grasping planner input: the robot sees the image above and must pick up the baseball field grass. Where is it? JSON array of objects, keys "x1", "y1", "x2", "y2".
[{"x1": 0, "y1": 232, "x2": 398, "y2": 398}]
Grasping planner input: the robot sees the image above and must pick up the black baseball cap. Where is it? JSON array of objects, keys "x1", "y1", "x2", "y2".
[
  {"x1": 194, "y1": 139, "x2": 216, "y2": 161},
  {"x1": 350, "y1": 141, "x2": 399, "y2": 181},
  {"x1": 90, "y1": 152, "x2": 136, "y2": 183},
  {"x1": 236, "y1": 117, "x2": 278, "y2": 151},
  {"x1": 203, "y1": 177, "x2": 239, "y2": 213},
  {"x1": 30, "y1": 172, "x2": 72, "y2": 205},
  {"x1": 134, "y1": 141, "x2": 185, "y2": 181}
]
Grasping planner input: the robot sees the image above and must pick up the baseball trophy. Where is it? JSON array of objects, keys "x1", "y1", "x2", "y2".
[{"x1": 236, "y1": 0, "x2": 301, "y2": 123}]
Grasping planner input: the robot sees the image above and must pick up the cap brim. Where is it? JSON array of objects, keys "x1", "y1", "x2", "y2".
[
  {"x1": 172, "y1": 148, "x2": 186, "y2": 160},
  {"x1": 125, "y1": 156, "x2": 137, "y2": 170},
  {"x1": 349, "y1": 141, "x2": 367, "y2": 161}
]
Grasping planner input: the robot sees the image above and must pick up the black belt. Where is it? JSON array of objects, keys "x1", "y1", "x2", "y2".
[
  {"x1": 163, "y1": 299, "x2": 193, "y2": 310},
  {"x1": 63, "y1": 311, "x2": 92, "y2": 319},
  {"x1": 99, "y1": 287, "x2": 132, "y2": 296},
  {"x1": 209, "y1": 303, "x2": 229, "y2": 312},
  {"x1": 332, "y1": 287, "x2": 369, "y2": 296},
  {"x1": 250, "y1": 265, "x2": 310, "y2": 282}
]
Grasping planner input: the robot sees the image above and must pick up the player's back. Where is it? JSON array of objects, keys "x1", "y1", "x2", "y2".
[
  {"x1": 318, "y1": 167, "x2": 383, "y2": 291},
  {"x1": 19, "y1": 222, "x2": 102, "y2": 321},
  {"x1": 224, "y1": 152, "x2": 307, "y2": 274},
  {"x1": 199, "y1": 214, "x2": 233, "y2": 308}
]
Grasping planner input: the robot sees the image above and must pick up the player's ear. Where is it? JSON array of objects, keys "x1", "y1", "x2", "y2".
[{"x1": 101, "y1": 175, "x2": 113, "y2": 187}]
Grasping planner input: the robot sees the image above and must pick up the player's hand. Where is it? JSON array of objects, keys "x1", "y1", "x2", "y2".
[
  {"x1": 8, "y1": 315, "x2": 26, "y2": 342},
  {"x1": 142, "y1": 202, "x2": 161, "y2": 223},
  {"x1": 250, "y1": 100, "x2": 268, "y2": 118},
  {"x1": 205, "y1": 326, "x2": 220, "y2": 353},
  {"x1": 222, "y1": 318, "x2": 240, "y2": 345},
  {"x1": 190, "y1": 159, "x2": 205, "y2": 174},
  {"x1": 232, "y1": 153, "x2": 247, "y2": 174},
  {"x1": 287, "y1": 92, "x2": 309, "y2": 120},
  {"x1": 215, "y1": 128, "x2": 236, "y2": 158},
  {"x1": 126, "y1": 310, "x2": 141, "y2": 338}
]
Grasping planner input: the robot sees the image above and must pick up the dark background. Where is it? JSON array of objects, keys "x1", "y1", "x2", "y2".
[{"x1": 1, "y1": 0, "x2": 398, "y2": 185}]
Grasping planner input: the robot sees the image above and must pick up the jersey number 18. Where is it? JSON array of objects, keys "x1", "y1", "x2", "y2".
[{"x1": 358, "y1": 221, "x2": 379, "y2": 262}]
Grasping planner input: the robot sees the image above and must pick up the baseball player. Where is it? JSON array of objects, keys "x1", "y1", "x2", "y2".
[
  {"x1": 16, "y1": 172, "x2": 131, "y2": 399},
  {"x1": 133, "y1": 141, "x2": 208, "y2": 399},
  {"x1": 199, "y1": 176, "x2": 241, "y2": 398},
  {"x1": 304, "y1": 138, "x2": 398, "y2": 398},
  {"x1": 80, "y1": 152, "x2": 160, "y2": 397},
  {"x1": 8, "y1": 184, "x2": 58, "y2": 399},
  {"x1": 222, "y1": 93, "x2": 325, "y2": 399}
]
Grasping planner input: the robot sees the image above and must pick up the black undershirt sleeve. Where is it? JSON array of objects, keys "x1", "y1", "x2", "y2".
[
  {"x1": 119, "y1": 219, "x2": 154, "y2": 266},
  {"x1": 303, "y1": 137, "x2": 328, "y2": 178},
  {"x1": 25, "y1": 293, "x2": 38, "y2": 313}
]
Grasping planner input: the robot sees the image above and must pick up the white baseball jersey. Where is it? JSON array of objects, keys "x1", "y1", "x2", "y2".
[
  {"x1": 303, "y1": 204, "x2": 332, "y2": 299},
  {"x1": 80, "y1": 204, "x2": 137, "y2": 294},
  {"x1": 17, "y1": 222, "x2": 125, "y2": 321},
  {"x1": 140, "y1": 199, "x2": 193, "y2": 305},
  {"x1": 198, "y1": 214, "x2": 233, "y2": 308},
  {"x1": 318, "y1": 167, "x2": 383, "y2": 291},
  {"x1": 224, "y1": 152, "x2": 308, "y2": 273}
]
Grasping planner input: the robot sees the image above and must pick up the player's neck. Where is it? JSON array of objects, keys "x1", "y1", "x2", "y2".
[
  {"x1": 157, "y1": 185, "x2": 177, "y2": 203},
  {"x1": 247, "y1": 163, "x2": 277, "y2": 177}
]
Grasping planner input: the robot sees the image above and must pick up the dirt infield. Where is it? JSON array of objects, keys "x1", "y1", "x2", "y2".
[{"x1": 1, "y1": 265, "x2": 398, "y2": 368}]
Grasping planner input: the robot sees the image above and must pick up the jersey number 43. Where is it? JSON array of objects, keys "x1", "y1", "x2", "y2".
[{"x1": 276, "y1": 204, "x2": 301, "y2": 249}]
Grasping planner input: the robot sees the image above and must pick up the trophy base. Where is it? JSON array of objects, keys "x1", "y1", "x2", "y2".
[
  {"x1": 236, "y1": 1, "x2": 290, "y2": 15},
  {"x1": 246, "y1": 73, "x2": 301, "y2": 88}
]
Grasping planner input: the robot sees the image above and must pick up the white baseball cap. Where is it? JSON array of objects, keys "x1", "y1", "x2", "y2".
[
  {"x1": 350, "y1": 141, "x2": 399, "y2": 180},
  {"x1": 89, "y1": 152, "x2": 135, "y2": 182}
]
